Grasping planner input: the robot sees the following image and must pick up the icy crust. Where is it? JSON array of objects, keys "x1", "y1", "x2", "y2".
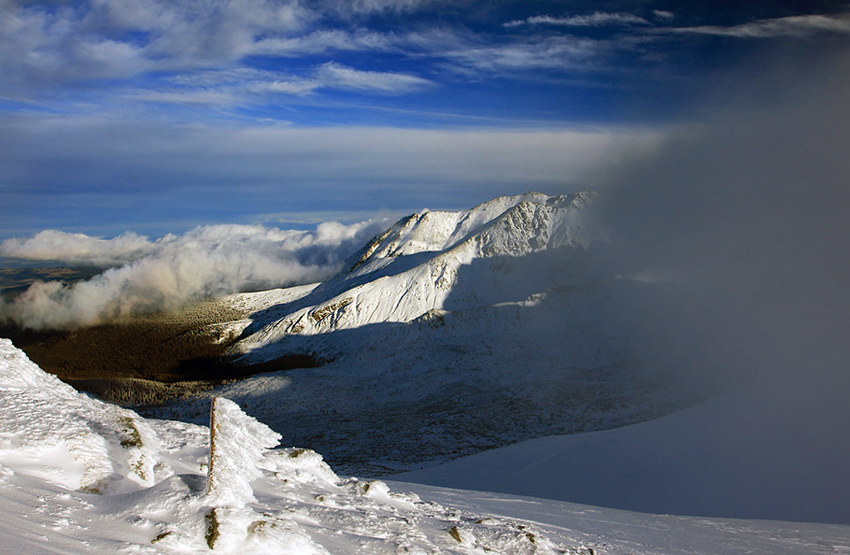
[
  {"x1": 229, "y1": 192, "x2": 597, "y2": 360},
  {"x1": 0, "y1": 338, "x2": 594, "y2": 554}
]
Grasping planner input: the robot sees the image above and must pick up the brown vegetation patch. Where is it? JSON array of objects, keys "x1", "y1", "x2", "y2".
[
  {"x1": 310, "y1": 297, "x2": 353, "y2": 323},
  {"x1": 0, "y1": 299, "x2": 321, "y2": 406}
]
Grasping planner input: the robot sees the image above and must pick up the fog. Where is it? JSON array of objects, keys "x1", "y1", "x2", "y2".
[
  {"x1": 583, "y1": 47, "x2": 850, "y2": 498},
  {"x1": 591, "y1": 47, "x2": 849, "y2": 386},
  {"x1": 0, "y1": 220, "x2": 389, "y2": 329}
]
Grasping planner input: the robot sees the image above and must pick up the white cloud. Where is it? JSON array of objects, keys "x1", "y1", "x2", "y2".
[
  {"x1": 313, "y1": 62, "x2": 433, "y2": 93},
  {"x1": 0, "y1": 0, "x2": 310, "y2": 88},
  {"x1": 0, "y1": 1, "x2": 147, "y2": 86},
  {"x1": 505, "y1": 12, "x2": 649, "y2": 29},
  {"x1": 440, "y1": 35, "x2": 606, "y2": 73},
  {"x1": 1, "y1": 230, "x2": 154, "y2": 266},
  {"x1": 666, "y1": 13, "x2": 850, "y2": 38},
  {"x1": 0, "y1": 220, "x2": 391, "y2": 329}
]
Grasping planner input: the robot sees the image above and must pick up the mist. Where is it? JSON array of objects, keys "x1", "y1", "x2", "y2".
[
  {"x1": 592, "y1": 46, "x2": 849, "y2": 386},
  {"x1": 583, "y1": 46, "x2": 850, "y2": 509},
  {"x1": 0, "y1": 219, "x2": 389, "y2": 330}
]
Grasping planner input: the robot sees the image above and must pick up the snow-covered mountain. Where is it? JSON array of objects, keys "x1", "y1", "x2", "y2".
[
  {"x1": 228, "y1": 191, "x2": 597, "y2": 356},
  {"x1": 2, "y1": 339, "x2": 847, "y2": 554},
  {"x1": 144, "y1": 192, "x2": 687, "y2": 476}
]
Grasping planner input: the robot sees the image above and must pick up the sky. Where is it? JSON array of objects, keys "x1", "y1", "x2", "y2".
[{"x1": 2, "y1": 0, "x2": 850, "y2": 242}]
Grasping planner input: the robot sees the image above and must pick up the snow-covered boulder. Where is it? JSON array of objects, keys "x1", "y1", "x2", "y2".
[{"x1": 0, "y1": 338, "x2": 167, "y2": 493}]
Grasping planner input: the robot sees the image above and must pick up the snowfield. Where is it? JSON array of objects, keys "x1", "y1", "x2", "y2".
[
  {"x1": 2, "y1": 338, "x2": 849, "y2": 554},
  {"x1": 394, "y1": 388, "x2": 850, "y2": 525}
]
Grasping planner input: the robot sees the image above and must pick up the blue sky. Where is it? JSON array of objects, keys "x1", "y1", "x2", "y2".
[{"x1": 2, "y1": 0, "x2": 850, "y2": 240}]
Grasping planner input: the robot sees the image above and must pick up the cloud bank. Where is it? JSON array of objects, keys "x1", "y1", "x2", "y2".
[
  {"x1": 1, "y1": 230, "x2": 155, "y2": 267},
  {"x1": 0, "y1": 220, "x2": 389, "y2": 330},
  {"x1": 0, "y1": 122, "x2": 661, "y2": 239}
]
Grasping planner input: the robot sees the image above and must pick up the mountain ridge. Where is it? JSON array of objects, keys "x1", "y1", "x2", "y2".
[
  {"x1": 138, "y1": 191, "x2": 686, "y2": 476},
  {"x1": 227, "y1": 191, "x2": 598, "y2": 363}
]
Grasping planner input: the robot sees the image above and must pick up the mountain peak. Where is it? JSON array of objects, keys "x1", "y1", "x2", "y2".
[{"x1": 346, "y1": 191, "x2": 595, "y2": 276}]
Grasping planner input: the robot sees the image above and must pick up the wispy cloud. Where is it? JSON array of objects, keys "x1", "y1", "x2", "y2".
[
  {"x1": 666, "y1": 13, "x2": 850, "y2": 38},
  {"x1": 505, "y1": 12, "x2": 650, "y2": 29},
  {"x1": 330, "y1": 0, "x2": 457, "y2": 16},
  {"x1": 251, "y1": 28, "x2": 400, "y2": 57},
  {"x1": 313, "y1": 62, "x2": 433, "y2": 93},
  {"x1": 435, "y1": 35, "x2": 609, "y2": 74},
  {"x1": 652, "y1": 10, "x2": 675, "y2": 22},
  {"x1": 131, "y1": 63, "x2": 433, "y2": 107}
]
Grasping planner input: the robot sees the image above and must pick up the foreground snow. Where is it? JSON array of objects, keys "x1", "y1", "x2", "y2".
[
  {"x1": 2, "y1": 339, "x2": 849, "y2": 554},
  {"x1": 0, "y1": 338, "x2": 586, "y2": 554},
  {"x1": 394, "y1": 484, "x2": 850, "y2": 555}
]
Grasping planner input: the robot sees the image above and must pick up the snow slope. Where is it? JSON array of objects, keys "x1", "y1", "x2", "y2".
[
  {"x1": 146, "y1": 192, "x2": 684, "y2": 476},
  {"x1": 2, "y1": 339, "x2": 848, "y2": 554},
  {"x1": 394, "y1": 387, "x2": 850, "y2": 525}
]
